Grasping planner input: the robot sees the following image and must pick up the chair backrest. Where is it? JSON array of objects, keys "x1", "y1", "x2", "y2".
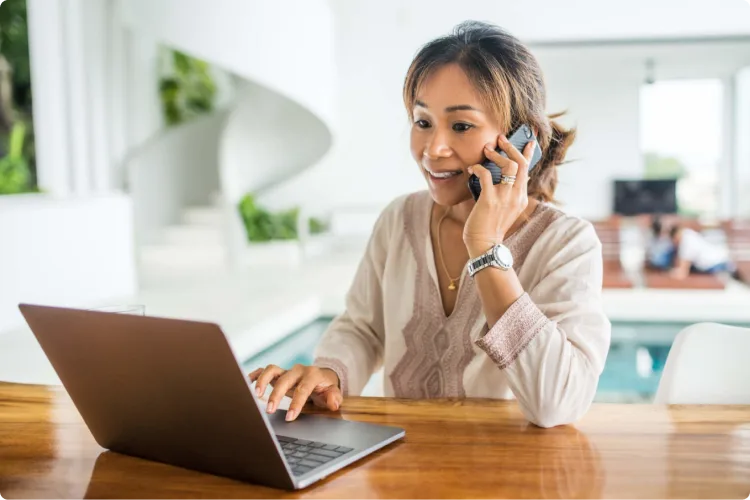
[{"x1": 654, "y1": 323, "x2": 750, "y2": 404}]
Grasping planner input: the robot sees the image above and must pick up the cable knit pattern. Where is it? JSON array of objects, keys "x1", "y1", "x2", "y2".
[
  {"x1": 475, "y1": 293, "x2": 550, "y2": 369},
  {"x1": 313, "y1": 357, "x2": 350, "y2": 395}
]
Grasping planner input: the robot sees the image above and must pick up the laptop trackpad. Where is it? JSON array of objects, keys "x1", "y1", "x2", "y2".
[{"x1": 267, "y1": 410, "x2": 402, "y2": 451}]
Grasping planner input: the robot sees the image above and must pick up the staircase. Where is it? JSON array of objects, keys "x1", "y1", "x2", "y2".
[
  {"x1": 139, "y1": 203, "x2": 227, "y2": 281},
  {"x1": 120, "y1": 0, "x2": 337, "y2": 276}
]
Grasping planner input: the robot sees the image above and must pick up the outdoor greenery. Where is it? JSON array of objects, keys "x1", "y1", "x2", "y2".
[
  {"x1": 309, "y1": 216, "x2": 328, "y2": 235},
  {"x1": 643, "y1": 152, "x2": 687, "y2": 179},
  {"x1": 159, "y1": 49, "x2": 217, "y2": 127},
  {"x1": 0, "y1": 0, "x2": 36, "y2": 195},
  {"x1": 238, "y1": 194, "x2": 300, "y2": 242}
]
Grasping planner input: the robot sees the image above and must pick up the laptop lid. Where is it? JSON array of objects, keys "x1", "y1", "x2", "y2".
[{"x1": 18, "y1": 303, "x2": 295, "y2": 490}]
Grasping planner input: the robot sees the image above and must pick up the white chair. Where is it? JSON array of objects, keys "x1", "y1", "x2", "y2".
[{"x1": 654, "y1": 322, "x2": 750, "y2": 404}]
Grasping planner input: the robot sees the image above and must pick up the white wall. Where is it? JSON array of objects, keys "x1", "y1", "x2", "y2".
[
  {"x1": 736, "y1": 67, "x2": 750, "y2": 217},
  {"x1": 271, "y1": 4, "x2": 750, "y2": 221},
  {"x1": 118, "y1": 0, "x2": 338, "y2": 131},
  {"x1": 128, "y1": 109, "x2": 227, "y2": 245},
  {"x1": 539, "y1": 57, "x2": 643, "y2": 219},
  {"x1": 0, "y1": 195, "x2": 137, "y2": 333}
]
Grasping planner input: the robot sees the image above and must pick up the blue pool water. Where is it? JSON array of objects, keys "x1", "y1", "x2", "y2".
[{"x1": 242, "y1": 318, "x2": 750, "y2": 403}]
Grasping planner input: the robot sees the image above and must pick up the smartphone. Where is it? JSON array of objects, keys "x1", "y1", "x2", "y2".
[{"x1": 468, "y1": 124, "x2": 543, "y2": 201}]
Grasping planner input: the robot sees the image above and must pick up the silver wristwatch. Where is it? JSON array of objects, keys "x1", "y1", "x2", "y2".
[{"x1": 467, "y1": 244, "x2": 514, "y2": 277}]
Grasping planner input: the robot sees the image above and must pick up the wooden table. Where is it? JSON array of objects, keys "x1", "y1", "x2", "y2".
[{"x1": 1, "y1": 382, "x2": 749, "y2": 499}]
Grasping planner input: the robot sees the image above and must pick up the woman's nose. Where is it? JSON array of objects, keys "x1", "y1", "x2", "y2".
[{"x1": 423, "y1": 130, "x2": 452, "y2": 159}]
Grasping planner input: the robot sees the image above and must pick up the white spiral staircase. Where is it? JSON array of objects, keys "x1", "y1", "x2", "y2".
[{"x1": 119, "y1": 0, "x2": 337, "y2": 277}]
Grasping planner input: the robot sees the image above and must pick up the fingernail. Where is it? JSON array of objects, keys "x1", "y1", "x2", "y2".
[
  {"x1": 484, "y1": 142, "x2": 493, "y2": 149},
  {"x1": 286, "y1": 410, "x2": 297, "y2": 421},
  {"x1": 256, "y1": 387, "x2": 263, "y2": 397},
  {"x1": 500, "y1": 134, "x2": 508, "y2": 142},
  {"x1": 267, "y1": 401, "x2": 275, "y2": 413},
  {"x1": 467, "y1": 167, "x2": 473, "y2": 174}
]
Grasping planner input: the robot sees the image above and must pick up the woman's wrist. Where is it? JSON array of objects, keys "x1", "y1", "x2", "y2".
[{"x1": 465, "y1": 238, "x2": 504, "y2": 259}]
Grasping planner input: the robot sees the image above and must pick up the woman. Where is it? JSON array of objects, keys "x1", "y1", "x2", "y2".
[{"x1": 250, "y1": 21, "x2": 611, "y2": 428}]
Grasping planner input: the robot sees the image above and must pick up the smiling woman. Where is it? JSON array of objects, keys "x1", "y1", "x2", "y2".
[{"x1": 249, "y1": 20, "x2": 611, "y2": 429}]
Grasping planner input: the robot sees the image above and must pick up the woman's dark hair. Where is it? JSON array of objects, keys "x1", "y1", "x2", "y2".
[{"x1": 403, "y1": 20, "x2": 576, "y2": 203}]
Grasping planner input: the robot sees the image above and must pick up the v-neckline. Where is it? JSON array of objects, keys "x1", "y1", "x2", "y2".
[{"x1": 423, "y1": 195, "x2": 542, "y2": 322}]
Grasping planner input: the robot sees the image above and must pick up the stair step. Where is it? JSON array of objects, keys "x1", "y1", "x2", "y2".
[
  {"x1": 164, "y1": 225, "x2": 224, "y2": 246},
  {"x1": 140, "y1": 243, "x2": 226, "y2": 269},
  {"x1": 183, "y1": 206, "x2": 225, "y2": 227}
]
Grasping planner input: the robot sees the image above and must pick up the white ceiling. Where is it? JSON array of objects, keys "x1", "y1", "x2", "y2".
[{"x1": 332, "y1": 0, "x2": 750, "y2": 44}]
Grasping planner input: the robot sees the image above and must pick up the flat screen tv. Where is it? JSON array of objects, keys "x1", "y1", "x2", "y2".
[{"x1": 613, "y1": 179, "x2": 678, "y2": 216}]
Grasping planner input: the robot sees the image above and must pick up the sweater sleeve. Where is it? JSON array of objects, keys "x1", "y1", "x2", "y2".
[
  {"x1": 313, "y1": 197, "x2": 403, "y2": 396},
  {"x1": 475, "y1": 219, "x2": 611, "y2": 428}
]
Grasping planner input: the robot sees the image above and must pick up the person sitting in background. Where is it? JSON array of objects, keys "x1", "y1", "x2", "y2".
[
  {"x1": 646, "y1": 216, "x2": 675, "y2": 271},
  {"x1": 669, "y1": 224, "x2": 734, "y2": 279}
]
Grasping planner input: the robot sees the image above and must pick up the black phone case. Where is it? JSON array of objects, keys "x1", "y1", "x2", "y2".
[{"x1": 468, "y1": 124, "x2": 543, "y2": 201}]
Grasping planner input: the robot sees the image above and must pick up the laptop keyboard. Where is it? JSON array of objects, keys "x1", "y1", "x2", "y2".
[{"x1": 276, "y1": 435, "x2": 354, "y2": 476}]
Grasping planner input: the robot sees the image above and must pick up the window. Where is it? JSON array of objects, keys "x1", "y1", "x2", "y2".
[{"x1": 640, "y1": 79, "x2": 723, "y2": 218}]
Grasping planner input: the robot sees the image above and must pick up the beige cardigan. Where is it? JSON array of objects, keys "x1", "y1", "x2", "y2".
[{"x1": 314, "y1": 190, "x2": 611, "y2": 427}]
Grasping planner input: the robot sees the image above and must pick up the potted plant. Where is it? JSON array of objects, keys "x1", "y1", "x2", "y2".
[{"x1": 237, "y1": 194, "x2": 302, "y2": 267}]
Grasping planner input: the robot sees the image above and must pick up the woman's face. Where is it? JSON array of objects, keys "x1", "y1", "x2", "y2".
[{"x1": 410, "y1": 63, "x2": 502, "y2": 207}]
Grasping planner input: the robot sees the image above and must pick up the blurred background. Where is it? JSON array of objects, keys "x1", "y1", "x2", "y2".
[{"x1": 1, "y1": 0, "x2": 749, "y2": 402}]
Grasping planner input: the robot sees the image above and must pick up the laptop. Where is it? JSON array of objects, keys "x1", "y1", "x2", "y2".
[{"x1": 18, "y1": 304, "x2": 405, "y2": 490}]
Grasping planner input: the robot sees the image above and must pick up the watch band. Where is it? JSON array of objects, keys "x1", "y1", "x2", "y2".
[
  {"x1": 467, "y1": 253, "x2": 494, "y2": 277},
  {"x1": 467, "y1": 244, "x2": 512, "y2": 277}
]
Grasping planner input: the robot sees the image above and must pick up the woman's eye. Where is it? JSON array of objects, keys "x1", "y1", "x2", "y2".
[
  {"x1": 415, "y1": 119, "x2": 430, "y2": 129},
  {"x1": 452, "y1": 122, "x2": 474, "y2": 133}
]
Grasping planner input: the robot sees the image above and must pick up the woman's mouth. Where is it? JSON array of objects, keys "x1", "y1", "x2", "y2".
[{"x1": 423, "y1": 166, "x2": 463, "y2": 181}]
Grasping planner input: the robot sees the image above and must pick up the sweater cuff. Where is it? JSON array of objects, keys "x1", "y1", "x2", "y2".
[
  {"x1": 313, "y1": 357, "x2": 349, "y2": 396},
  {"x1": 475, "y1": 293, "x2": 549, "y2": 370}
]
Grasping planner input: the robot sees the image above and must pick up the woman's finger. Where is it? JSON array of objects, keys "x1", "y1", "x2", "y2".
[
  {"x1": 468, "y1": 163, "x2": 496, "y2": 200},
  {"x1": 267, "y1": 365, "x2": 305, "y2": 414},
  {"x1": 286, "y1": 373, "x2": 324, "y2": 421},
  {"x1": 311, "y1": 387, "x2": 343, "y2": 411},
  {"x1": 255, "y1": 365, "x2": 285, "y2": 398},
  {"x1": 483, "y1": 144, "x2": 519, "y2": 172},
  {"x1": 247, "y1": 368, "x2": 263, "y2": 383},
  {"x1": 496, "y1": 134, "x2": 528, "y2": 172}
]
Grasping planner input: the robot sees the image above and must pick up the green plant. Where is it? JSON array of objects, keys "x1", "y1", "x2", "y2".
[
  {"x1": 644, "y1": 152, "x2": 687, "y2": 180},
  {"x1": 238, "y1": 194, "x2": 300, "y2": 243},
  {"x1": 309, "y1": 216, "x2": 329, "y2": 235},
  {"x1": 159, "y1": 49, "x2": 217, "y2": 127},
  {"x1": 0, "y1": 0, "x2": 35, "y2": 191},
  {"x1": 0, "y1": 120, "x2": 32, "y2": 194}
]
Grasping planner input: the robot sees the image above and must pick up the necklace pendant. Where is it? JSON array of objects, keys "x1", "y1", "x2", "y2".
[{"x1": 448, "y1": 280, "x2": 457, "y2": 291}]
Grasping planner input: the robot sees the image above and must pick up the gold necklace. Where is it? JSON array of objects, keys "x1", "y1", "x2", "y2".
[{"x1": 436, "y1": 206, "x2": 462, "y2": 291}]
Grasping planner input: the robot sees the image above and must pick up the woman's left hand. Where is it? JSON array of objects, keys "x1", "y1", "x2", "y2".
[{"x1": 463, "y1": 134, "x2": 537, "y2": 258}]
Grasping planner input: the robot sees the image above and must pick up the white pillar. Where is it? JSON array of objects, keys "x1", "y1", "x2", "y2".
[
  {"x1": 26, "y1": 0, "x2": 72, "y2": 196},
  {"x1": 718, "y1": 75, "x2": 735, "y2": 220},
  {"x1": 62, "y1": 0, "x2": 92, "y2": 194},
  {"x1": 83, "y1": 0, "x2": 113, "y2": 193},
  {"x1": 735, "y1": 67, "x2": 750, "y2": 218}
]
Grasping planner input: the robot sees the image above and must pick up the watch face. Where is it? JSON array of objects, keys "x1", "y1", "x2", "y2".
[{"x1": 493, "y1": 245, "x2": 514, "y2": 269}]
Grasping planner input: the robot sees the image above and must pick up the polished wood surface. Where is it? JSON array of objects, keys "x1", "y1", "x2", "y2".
[{"x1": 1, "y1": 382, "x2": 749, "y2": 499}]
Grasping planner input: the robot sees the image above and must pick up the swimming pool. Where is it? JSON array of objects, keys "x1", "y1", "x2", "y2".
[{"x1": 242, "y1": 318, "x2": 750, "y2": 403}]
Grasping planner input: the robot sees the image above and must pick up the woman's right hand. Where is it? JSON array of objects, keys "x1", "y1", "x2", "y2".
[{"x1": 248, "y1": 364, "x2": 343, "y2": 422}]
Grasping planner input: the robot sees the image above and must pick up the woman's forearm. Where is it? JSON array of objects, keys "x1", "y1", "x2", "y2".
[{"x1": 471, "y1": 264, "x2": 525, "y2": 328}]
